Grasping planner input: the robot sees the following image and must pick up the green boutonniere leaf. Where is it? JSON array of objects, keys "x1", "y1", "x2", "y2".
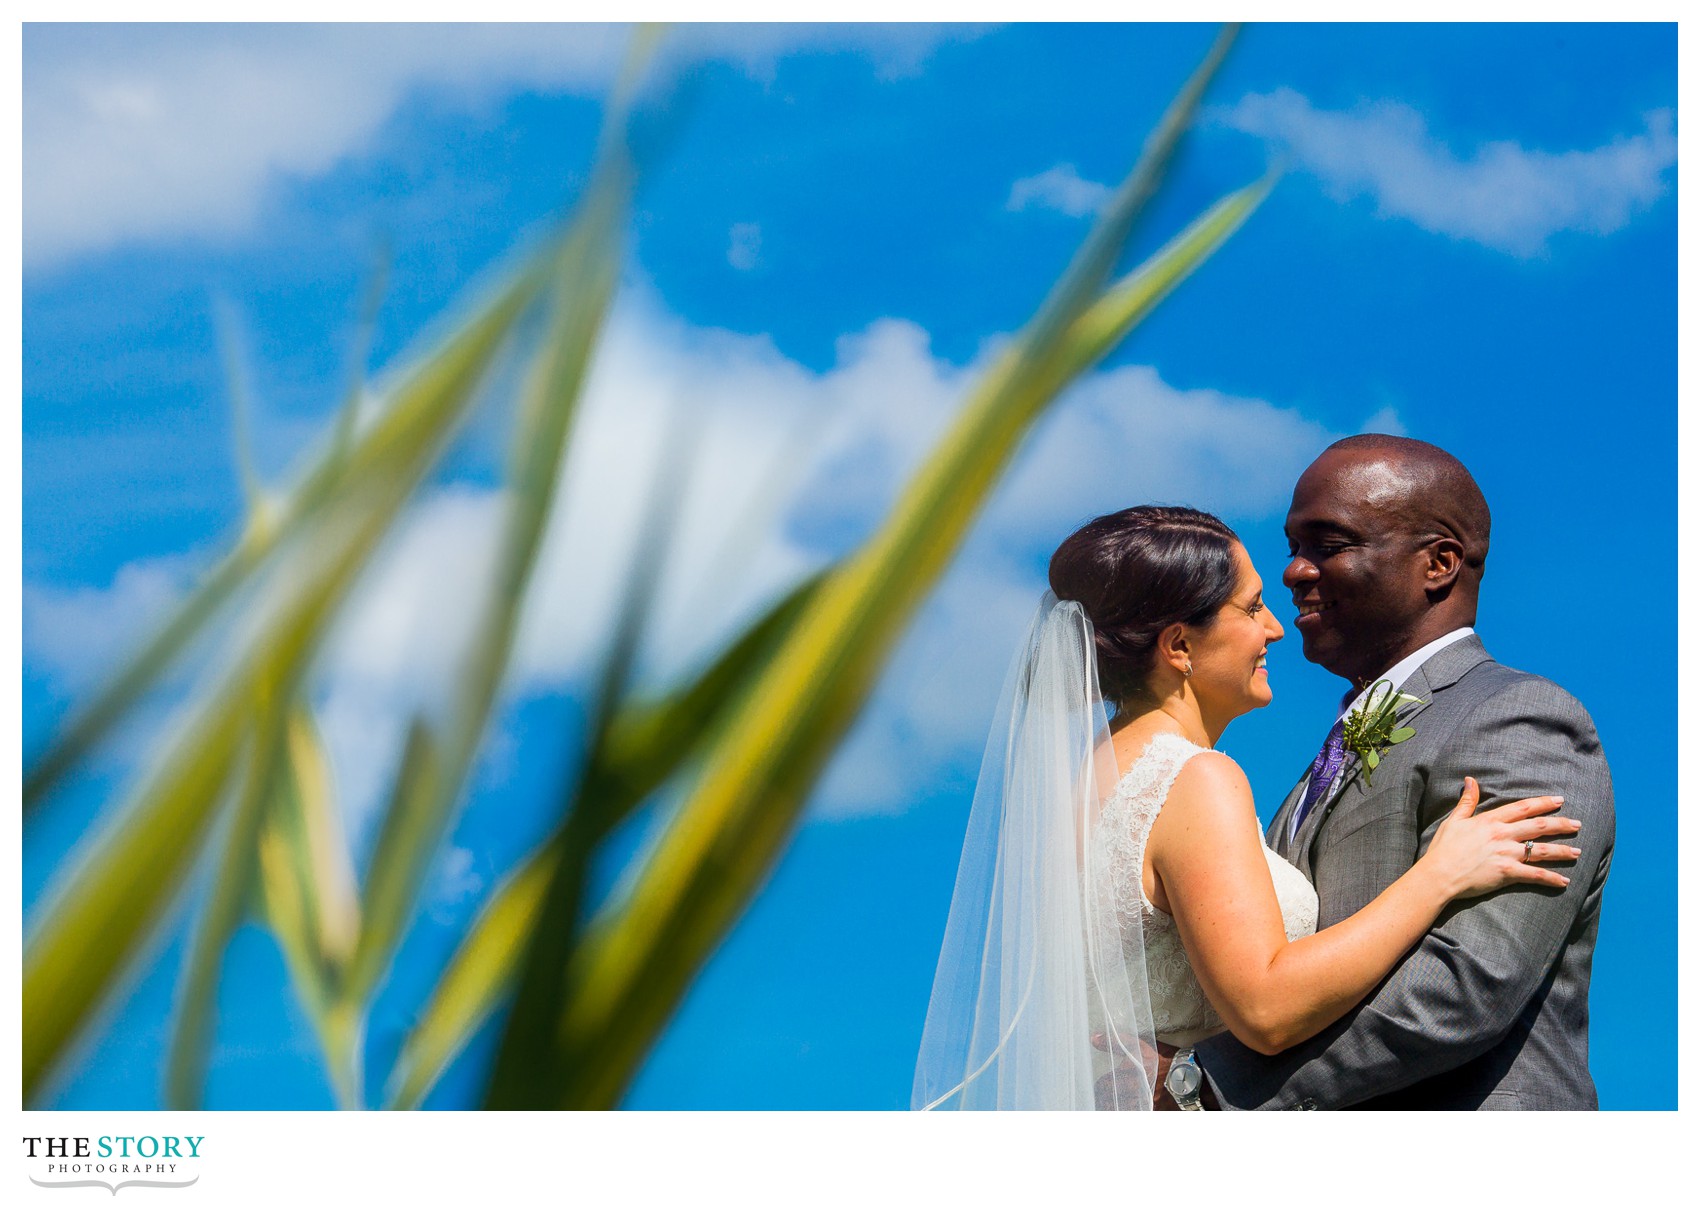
[{"x1": 1341, "y1": 679, "x2": 1425, "y2": 787}]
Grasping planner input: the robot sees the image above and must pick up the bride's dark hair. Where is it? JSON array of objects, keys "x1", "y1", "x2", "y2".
[{"x1": 1047, "y1": 505, "x2": 1241, "y2": 715}]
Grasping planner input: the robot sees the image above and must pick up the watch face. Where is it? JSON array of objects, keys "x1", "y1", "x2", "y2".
[{"x1": 1169, "y1": 1063, "x2": 1202, "y2": 1098}]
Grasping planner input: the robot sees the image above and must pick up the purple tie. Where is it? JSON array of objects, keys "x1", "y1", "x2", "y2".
[{"x1": 1292, "y1": 720, "x2": 1348, "y2": 836}]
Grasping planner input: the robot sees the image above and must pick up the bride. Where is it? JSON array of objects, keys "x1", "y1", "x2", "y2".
[{"x1": 912, "y1": 505, "x2": 1579, "y2": 1110}]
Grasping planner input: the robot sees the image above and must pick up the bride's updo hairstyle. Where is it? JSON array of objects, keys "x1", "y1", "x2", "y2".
[{"x1": 1047, "y1": 505, "x2": 1241, "y2": 717}]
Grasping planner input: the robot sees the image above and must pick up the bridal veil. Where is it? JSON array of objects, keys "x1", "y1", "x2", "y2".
[{"x1": 912, "y1": 593, "x2": 1158, "y2": 1110}]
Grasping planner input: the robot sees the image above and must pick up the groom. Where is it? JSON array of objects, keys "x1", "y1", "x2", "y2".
[{"x1": 1159, "y1": 435, "x2": 1612, "y2": 1109}]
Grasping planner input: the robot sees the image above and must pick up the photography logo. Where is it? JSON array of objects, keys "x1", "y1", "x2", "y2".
[{"x1": 23, "y1": 1135, "x2": 203, "y2": 1195}]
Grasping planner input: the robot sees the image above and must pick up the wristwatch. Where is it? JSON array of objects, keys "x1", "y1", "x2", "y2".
[{"x1": 1165, "y1": 1046, "x2": 1205, "y2": 1110}]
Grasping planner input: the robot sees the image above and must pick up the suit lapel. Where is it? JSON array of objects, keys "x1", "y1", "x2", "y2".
[
  {"x1": 1289, "y1": 636, "x2": 1492, "y2": 875},
  {"x1": 1266, "y1": 772, "x2": 1309, "y2": 857}
]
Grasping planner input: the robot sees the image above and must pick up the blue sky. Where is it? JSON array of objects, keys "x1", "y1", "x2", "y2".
[{"x1": 20, "y1": 22, "x2": 1677, "y2": 1110}]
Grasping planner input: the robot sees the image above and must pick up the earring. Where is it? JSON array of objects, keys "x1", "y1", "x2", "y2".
[{"x1": 1183, "y1": 661, "x2": 1194, "y2": 678}]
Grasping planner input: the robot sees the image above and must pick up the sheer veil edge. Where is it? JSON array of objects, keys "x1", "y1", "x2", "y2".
[{"x1": 911, "y1": 593, "x2": 1158, "y2": 1111}]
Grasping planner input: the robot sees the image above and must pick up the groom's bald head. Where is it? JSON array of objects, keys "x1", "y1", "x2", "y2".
[
  {"x1": 1283, "y1": 434, "x2": 1491, "y2": 685},
  {"x1": 1322, "y1": 434, "x2": 1491, "y2": 584}
]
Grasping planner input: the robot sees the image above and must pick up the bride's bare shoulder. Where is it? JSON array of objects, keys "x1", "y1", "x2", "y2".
[{"x1": 1165, "y1": 749, "x2": 1257, "y2": 822}]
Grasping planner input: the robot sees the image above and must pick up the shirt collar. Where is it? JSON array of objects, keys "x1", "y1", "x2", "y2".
[{"x1": 1335, "y1": 627, "x2": 1475, "y2": 721}]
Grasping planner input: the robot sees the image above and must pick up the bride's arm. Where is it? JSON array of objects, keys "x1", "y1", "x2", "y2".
[{"x1": 1147, "y1": 752, "x2": 1577, "y2": 1056}]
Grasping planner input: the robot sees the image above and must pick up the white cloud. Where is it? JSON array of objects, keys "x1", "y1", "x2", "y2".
[
  {"x1": 1357, "y1": 404, "x2": 1406, "y2": 437},
  {"x1": 1215, "y1": 88, "x2": 1676, "y2": 255},
  {"x1": 22, "y1": 553, "x2": 200, "y2": 697},
  {"x1": 679, "y1": 22, "x2": 984, "y2": 83},
  {"x1": 1006, "y1": 163, "x2": 1112, "y2": 218},
  {"x1": 23, "y1": 23, "x2": 981, "y2": 269},
  {"x1": 727, "y1": 222, "x2": 762, "y2": 272},
  {"x1": 324, "y1": 487, "x2": 507, "y2": 705},
  {"x1": 25, "y1": 289, "x2": 1379, "y2": 830},
  {"x1": 994, "y1": 365, "x2": 1341, "y2": 547}
]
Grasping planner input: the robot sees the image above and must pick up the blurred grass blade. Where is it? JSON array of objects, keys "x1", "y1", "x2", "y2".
[
  {"x1": 385, "y1": 573, "x2": 822, "y2": 1108},
  {"x1": 162, "y1": 293, "x2": 317, "y2": 1111},
  {"x1": 485, "y1": 398, "x2": 708, "y2": 1105},
  {"x1": 384, "y1": 846, "x2": 552, "y2": 1110},
  {"x1": 330, "y1": 241, "x2": 392, "y2": 467},
  {"x1": 23, "y1": 247, "x2": 549, "y2": 1098},
  {"x1": 1049, "y1": 175, "x2": 1273, "y2": 393},
  {"x1": 338, "y1": 716, "x2": 440, "y2": 1004},
  {"x1": 360, "y1": 25, "x2": 659, "y2": 1086},
  {"x1": 1022, "y1": 22, "x2": 1238, "y2": 353},
  {"x1": 24, "y1": 490, "x2": 401, "y2": 1101},
  {"x1": 589, "y1": 573, "x2": 826, "y2": 835},
  {"x1": 24, "y1": 531, "x2": 270, "y2": 815},
  {"x1": 262, "y1": 706, "x2": 362, "y2": 981},
  {"x1": 343, "y1": 180, "x2": 626, "y2": 1009},
  {"x1": 501, "y1": 32, "x2": 1261, "y2": 1109},
  {"x1": 255, "y1": 704, "x2": 364, "y2": 1108},
  {"x1": 163, "y1": 662, "x2": 291, "y2": 1110},
  {"x1": 23, "y1": 250, "x2": 552, "y2": 815},
  {"x1": 25, "y1": 692, "x2": 252, "y2": 1103}
]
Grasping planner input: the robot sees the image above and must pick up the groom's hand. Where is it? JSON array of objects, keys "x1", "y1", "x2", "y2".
[
  {"x1": 1091, "y1": 1036, "x2": 1221, "y2": 1109},
  {"x1": 1090, "y1": 1032, "x2": 1179, "y2": 1110},
  {"x1": 1151, "y1": 1040, "x2": 1178, "y2": 1111}
]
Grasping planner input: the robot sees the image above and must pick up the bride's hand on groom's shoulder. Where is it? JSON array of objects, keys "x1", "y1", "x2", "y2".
[{"x1": 1423, "y1": 777, "x2": 1583, "y2": 901}]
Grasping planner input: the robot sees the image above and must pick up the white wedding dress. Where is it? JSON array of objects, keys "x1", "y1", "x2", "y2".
[{"x1": 1097, "y1": 731, "x2": 1319, "y2": 1047}]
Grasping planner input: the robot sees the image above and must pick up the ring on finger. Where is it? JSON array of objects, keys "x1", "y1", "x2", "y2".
[{"x1": 1523, "y1": 839, "x2": 1534, "y2": 862}]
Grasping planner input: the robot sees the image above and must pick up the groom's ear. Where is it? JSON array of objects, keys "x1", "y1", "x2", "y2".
[{"x1": 1422, "y1": 536, "x2": 1465, "y2": 594}]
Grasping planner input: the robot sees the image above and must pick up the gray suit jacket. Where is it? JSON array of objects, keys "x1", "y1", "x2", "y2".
[{"x1": 1195, "y1": 635, "x2": 1615, "y2": 1109}]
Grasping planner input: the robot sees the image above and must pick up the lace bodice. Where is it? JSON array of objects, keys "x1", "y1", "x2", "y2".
[{"x1": 1097, "y1": 732, "x2": 1319, "y2": 1046}]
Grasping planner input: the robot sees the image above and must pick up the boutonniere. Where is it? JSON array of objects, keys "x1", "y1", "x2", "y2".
[{"x1": 1341, "y1": 680, "x2": 1425, "y2": 786}]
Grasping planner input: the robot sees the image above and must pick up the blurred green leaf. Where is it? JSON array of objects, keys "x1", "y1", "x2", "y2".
[
  {"x1": 329, "y1": 241, "x2": 392, "y2": 469},
  {"x1": 493, "y1": 28, "x2": 1259, "y2": 1109},
  {"x1": 163, "y1": 660, "x2": 291, "y2": 1111},
  {"x1": 26, "y1": 500, "x2": 393, "y2": 1101},
  {"x1": 23, "y1": 253, "x2": 545, "y2": 1100},
  {"x1": 1021, "y1": 23, "x2": 1240, "y2": 353},
  {"x1": 339, "y1": 717, "x2": 441, "y2": 1007},
  {"x1": 343, "y1": 173, "x2": 627, "y2": 1013},
  {"x1": 255, "y1": 705, "x2": 364, "y2": 1106},
  {"x1": 385, "y1": 845, "x2": 553, "y2": 1111},
  {"x1": 1053, "y1": 176, "x2": 1273, "y2": 388},
  {"x1": 386, "y1": 573, "x2": 823, "y2": 1108},
  {"x1": 23, "y1": 249, "x2": 551, "y2": 815},
  {"x1": 590, "y1": 573, "x2": 827, "y2": 832},
  {"x1": 485, "y1": 391, "x2": 701, "y2": 1105},
  {"x1": 267, "y1": 707, "x2": 362, "y2": 980}
]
